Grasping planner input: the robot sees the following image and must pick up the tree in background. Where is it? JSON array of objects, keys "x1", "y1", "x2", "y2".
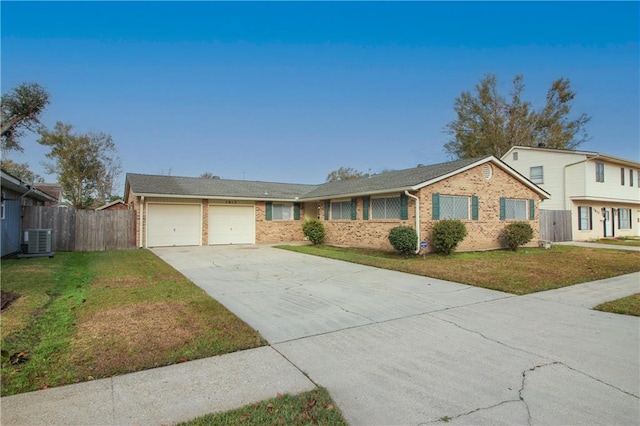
[
  {"x1": 38, "y1": 122, "x2": 121, "y2": 208},
  {"x1": 444, "y1": 74, "x2": 590, "y2": 159},
  {"x1": 326, "y1": 167, "x2": 366, "y2": 182},
  {"x1": 0, "y1": 159, "x2": 44, "y2": 183},
  {"x1": 1, "y1": 82, "x2": 50, "y2": 153}
]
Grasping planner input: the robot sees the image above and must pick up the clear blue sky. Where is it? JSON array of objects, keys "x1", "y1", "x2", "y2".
[{"x1": 2, "y1": 1, "x2": 639, "y2": 192}]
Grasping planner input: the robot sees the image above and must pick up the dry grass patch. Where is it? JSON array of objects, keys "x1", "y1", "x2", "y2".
[
  {"x1": 71, "y1": 301, "x2": 207, "y2": 377},
  {"x1": 91, "y1": 275, "x2": 151, "y2": 289}
]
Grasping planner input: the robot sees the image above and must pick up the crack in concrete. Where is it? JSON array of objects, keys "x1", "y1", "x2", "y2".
[{"x1": 427, "y1": 312, "x2": 547, "y2": 359}]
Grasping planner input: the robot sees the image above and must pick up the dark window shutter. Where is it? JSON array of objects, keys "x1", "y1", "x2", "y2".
[
  {"x1": 529, "y1": 199, "x2": 535, "y2": 220},
  {"x1": 266, "y1": 202, "x2": 272, "y2": 220},
  {"x1": 400, "y1": 193, "x2": 408, "y2": 220},
  {"x1": 432, "y1": 193, "x2": 440, "y2": 220},
  {"x1": 351, "y1": 198, "x2": 357, "y2": 220},
  {"x1": 500, "y1": 198, "x2": 506, "y2": 220},
  {"x1": 472, "y1": 195, "x2": 479, "y2": 220},
  {"x1": 363, "y1": 197, "x2": 369, "y2": 220},
  {"x1": 324, "y1": 200, "x2": 330, "y2": 220},
  {"x1": 589, "y1": 207, "x2": 593, "y2": 230},
  {"x1": 294, "y1": 203, "x2": 300, "y2": 220}
]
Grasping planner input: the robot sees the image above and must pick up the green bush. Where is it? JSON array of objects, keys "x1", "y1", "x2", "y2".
[
  {"x1": 302, "y1": 219, "x2": 325, "y2": 245},
  {"x1": 388, "y1": 226, "x2": 418, "y2": 255},
  {"x1": 431, "y1": 220, "x2": 467, "y2": 255},
  {"x1": 502, "y1": 222, "x2": 534, "y2": 251}
]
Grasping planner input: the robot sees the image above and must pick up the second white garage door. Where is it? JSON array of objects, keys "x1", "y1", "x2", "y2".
[
  {"x1": 209, "y1": 205, "x2": 255, "y2": 245},
  {"x1": 147, "y1": 203, "x2": 201, "y2": 247}
]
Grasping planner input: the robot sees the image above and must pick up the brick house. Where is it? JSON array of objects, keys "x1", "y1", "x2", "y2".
[{"x1": 124, "y1": 156, "x2": 549, "y2": 252}]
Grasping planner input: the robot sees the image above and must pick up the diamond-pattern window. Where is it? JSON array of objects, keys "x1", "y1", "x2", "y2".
[
  {"x1": 440, "y1": 195, "x2": 469, "y2": 219},
  {"x1": 371, "y1": 197, "x2": 401, "y2": 219},
  {"x1": 505, "y1": 199, "x2": 527, "y2": 220}
]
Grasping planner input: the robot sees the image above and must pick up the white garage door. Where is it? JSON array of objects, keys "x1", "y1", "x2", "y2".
[
  {"x1": 209, "y1": 205, "x2": 255, "y2": 245},
  {"x1": 147, "y1": 203, "x2": 201, "y2": 247}
]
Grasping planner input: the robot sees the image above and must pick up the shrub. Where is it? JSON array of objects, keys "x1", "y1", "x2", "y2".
[
  {"x1": 431, "y1": 220, "x2": 467, "y2": 255},
  {"x1": 388, "y1": 226, "x2": 418, "y2": 255},
  {"x1": 502, "y1": 222, "x2": 534, "y2": 251},
  {"x1": 302, "y1": 219, "x2": 325, "y2": 245}
]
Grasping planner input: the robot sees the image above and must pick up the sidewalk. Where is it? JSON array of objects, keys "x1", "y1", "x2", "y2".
[
  {"x1": 555, "y1": 240, "x2": 640, "y2": 251},
  {"x1": 0, "y1": 346, "x2": 315, "y2": 425}
]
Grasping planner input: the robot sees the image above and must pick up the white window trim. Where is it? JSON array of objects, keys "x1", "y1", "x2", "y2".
[{"x1": 530, "y1": 166, "x2": 544, "y2": 184}]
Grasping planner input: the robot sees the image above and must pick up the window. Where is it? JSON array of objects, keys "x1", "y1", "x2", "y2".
[
  {"x1": 331, "y1": 200, "x2": 351, "y2": 220},
  {"x1": 440, "y1": 195, "x2": 470, "y2": 219},
  {"x1": 371, "y1": 196, "x2": 401, "y2": 219},
  {"x1": 512, "y1": 152, "x2": 518, "y2": 161},
  {"x1": 595, "y1": 162, "x2": 604, "y2": 182},
  {"x1": 630, "y1": 170, "x2": 634, "y2": 187},
  {"x1": 621, "y1": 168, "x2": 625, "y2": 185},
  {"x1": 530, "y1": 166, "x2": 544, "y2": 184},
  {"x1": 272, "y1": 203, "x2": 292, "y2": 220},
  {"x1": 503, "y1": 198, "x2": 527, "y2": 220},
  {"x1": 578, "y1": 206, "x2": 592, "y2": 230},
  {"x1": 619, "y1": 208, "x2": 632, "y2": 229}
]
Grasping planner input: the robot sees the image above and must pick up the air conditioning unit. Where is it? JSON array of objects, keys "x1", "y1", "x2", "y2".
[{"x1": 23, "y1": 229, "x2": 53, "y2": 254}]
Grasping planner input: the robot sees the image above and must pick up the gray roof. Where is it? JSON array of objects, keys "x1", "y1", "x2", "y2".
[
  {"x1": 127, "y1": 156, "x2": 527, "y2": 201},
  {"x1": 126, "y1": 173, "x2": 318, "y2": 200},
  {"x1": 301, "y1": 157, "x2": 485, "y2": 199}
]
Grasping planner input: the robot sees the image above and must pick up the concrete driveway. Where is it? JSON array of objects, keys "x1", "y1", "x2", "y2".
[{"x1": 153, "y1": 245, "x2": 640, "y2": 425}]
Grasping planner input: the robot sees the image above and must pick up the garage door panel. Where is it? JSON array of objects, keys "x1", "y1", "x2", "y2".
[
  {"x1": 209, "y1": 205, "x2": 255, "y2": 245},
  {"x1": 147, "y1": 204, "x2": 201, "y2": 247}
]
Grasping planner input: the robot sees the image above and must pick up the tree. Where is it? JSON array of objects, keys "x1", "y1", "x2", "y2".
[
  {"x1": 0, "y1": 159, "x2": 44, "y2": 183},
  {"x1": 200, "y1": 172, "x2": 219, "y2": 179},
  {"x1": 326, "y1": 167, "x2": 366, "y2": 182},
  {"x1": 444, "y1": 74, "x2": 590, "y2": 159},
  {"x1": 38, "y1": 122, "x2": 121, "y2": 208},
  {"x1": 1, "y1": 82, "x2": 50, "y2": 153}
]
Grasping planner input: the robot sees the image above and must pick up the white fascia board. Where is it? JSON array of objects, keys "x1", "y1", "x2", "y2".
[
  {"x1": 569, "y1": 195, "x2": 640, "y2": 205},
  {"x1": 130, "y1": 192, "x2": 299, "y2": 203}
]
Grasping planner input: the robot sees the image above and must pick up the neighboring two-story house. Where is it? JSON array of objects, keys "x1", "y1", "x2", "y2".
[{"x1": 502, "y1": 146, "x2": 640, "y2": 241}]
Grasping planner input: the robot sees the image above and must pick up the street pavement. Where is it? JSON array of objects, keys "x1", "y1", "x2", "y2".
[{"x1": 2, "y1": 244, "x2": 639, "y2": 425}]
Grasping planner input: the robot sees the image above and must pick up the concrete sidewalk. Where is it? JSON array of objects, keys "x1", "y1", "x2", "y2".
[
  {"x1": 556, "y1": 240, "x2": 640, "y2": 251},
  {"x1": 0, "y1": 346, "x2": 315, "y2": 425}
]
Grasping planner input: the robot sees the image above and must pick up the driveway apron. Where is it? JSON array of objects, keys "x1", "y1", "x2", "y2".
[{"x1": 153, "y1": 245, "x2": 640, "y2": 426}]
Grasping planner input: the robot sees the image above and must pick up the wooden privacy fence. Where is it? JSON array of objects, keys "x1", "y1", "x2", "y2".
[
  {"x1": 539, "y1": 209, "x2": 572, "y2": 242},
  {"x1": 22, "y1": 206, "x2": 136, "y2": 252}
]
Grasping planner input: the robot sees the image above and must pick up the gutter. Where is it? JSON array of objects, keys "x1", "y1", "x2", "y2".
[{"x1": 404, "y1": 190, "x2": 421, "y2": 254}]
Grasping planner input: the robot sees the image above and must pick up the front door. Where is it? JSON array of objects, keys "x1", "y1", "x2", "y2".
[{"x1": 602, "y1": 208, "x2": 614, "y2": 237}]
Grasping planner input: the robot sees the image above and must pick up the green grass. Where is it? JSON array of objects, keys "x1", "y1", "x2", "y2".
[
  {"x1": 176, "y1": 387, "x2": 348, "y2": 426},
  {"x1": 593, "y1": 238, "x2": 640, "y2": 247},
  {"x1": 277, "y1": 244, "x2": 640, "y2": 295},
  {"x1": 1, "y1": 250, "x2": 266, "y2": 396},
  {"x1": 594, "y1": 294, "x2": 640, "y2": 316}
]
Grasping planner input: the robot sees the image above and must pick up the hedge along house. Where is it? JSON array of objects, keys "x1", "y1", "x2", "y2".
[{"x1": 124, "y1": 156, "x2": 549, "y2": 252}]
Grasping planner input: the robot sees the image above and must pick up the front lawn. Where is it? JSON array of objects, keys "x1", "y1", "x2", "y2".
[
  {"x1": 277, "y1": 245, "x2": 640, "y2": 295},
  {"x1": 594, "y1": 294, "x2": 640, "y2": 317},
  {"x1": 177, "y1": 387, "x2": 347, "y2": 426},
  {"x1": 1, "y1": 250, "x2": 266, "y2": 396}
]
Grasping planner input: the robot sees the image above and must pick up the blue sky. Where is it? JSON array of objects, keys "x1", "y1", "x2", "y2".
[{"x1": 2, "y1": 1, "x2": 638, "y2": 191}]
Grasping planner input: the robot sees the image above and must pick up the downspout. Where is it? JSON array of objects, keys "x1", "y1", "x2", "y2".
[
  {"x1": 139, "y1": 195, "x2": 145, "y2": 248},
  {"x1": 404, "y1": 190, "x2": 421, "y2": 253}
]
